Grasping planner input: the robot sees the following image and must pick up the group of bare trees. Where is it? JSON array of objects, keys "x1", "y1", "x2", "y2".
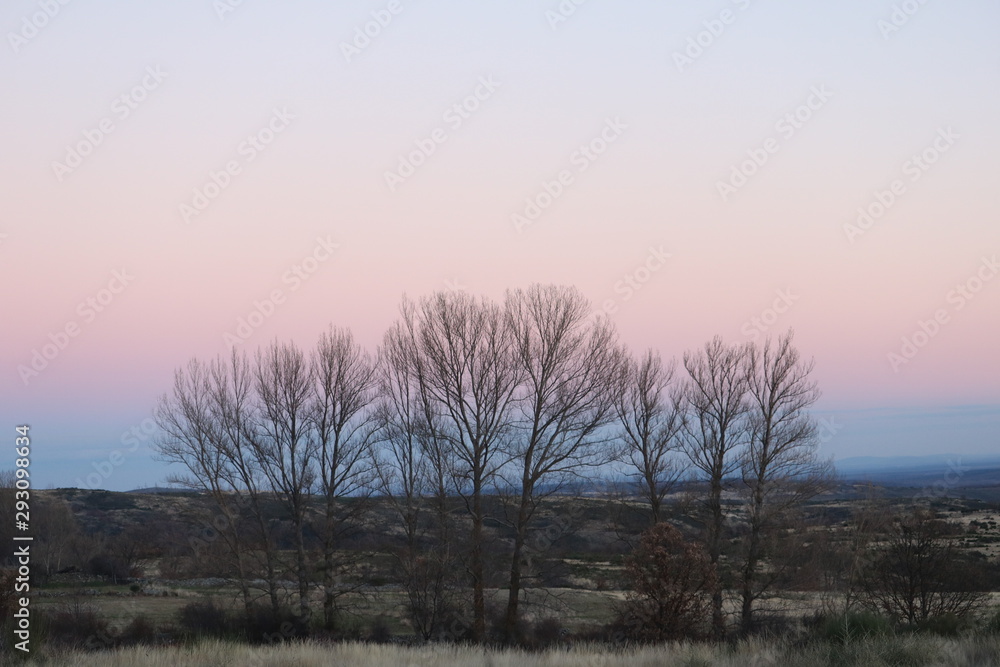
[
  {"x1": 613, "y1": 334, "x2": 834, "y2": 637},
  {"x1": 153, "y1": 284, "x2": 832, "y2": 641},
  {"x1": 154, "y1": 328, "x2": 378, "y2": 631}
]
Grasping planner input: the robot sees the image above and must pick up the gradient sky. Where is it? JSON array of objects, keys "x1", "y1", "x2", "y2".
[{"x1": 1, "y1": 0, "x2": 997, "y2": 490}]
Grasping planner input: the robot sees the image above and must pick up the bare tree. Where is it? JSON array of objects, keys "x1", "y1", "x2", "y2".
[
  {"x1": 249, "y1": 341, "x2": 316, "y2": 627},
  {"x1": 737, "y1": 331, "x2": 834, "y2": 634},
  {"x1": 309, "y1": 326, "x2": 379, "y2": 630},
  {"x1": 207, "y1": 351, "x2": 282, "y2": 613},
  {"x1": 679, "y1": 336, "x2": 751, "y2": 637},
  {"x1": 614, "y1": 350, "x2": 687, "y2": 526},
  {"x1": 154, "y1": 357, "x2": 261, "y2": 614},
  {"x1": 376, "y1": 312, "x2": 460, "y2": 639},
  {"x1": 819, "y1": 484, "x2": 889, "y2": 616},
  {"x1": 405, "y1": 291, "x2": 521, "y2": 640},
  {"x1": 859, "y1": 507, "x2": 987, "y2": 624},
  {"x1": 32, "y1": 499, "x2": 80, "y2": 579},
  {"x1": 499, "y1": 284, "x2": 625, "y2": 642}
]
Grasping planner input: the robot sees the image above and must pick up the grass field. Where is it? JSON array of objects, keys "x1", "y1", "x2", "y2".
[{"x1": 17, "y1": 636, "x2": 1000, "y2": 667}]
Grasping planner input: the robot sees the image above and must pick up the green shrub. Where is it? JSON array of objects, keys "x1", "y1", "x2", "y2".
[{"x1": 820, "y1": 612, "x2": 893, "y2": 644}]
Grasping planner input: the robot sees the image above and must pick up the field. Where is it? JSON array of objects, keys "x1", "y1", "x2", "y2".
[
  {"x1": 8, "y1": 484, "x2": 1000, "y2": 663},
  {"x1": 24, "y1": 637, "x2": 1000, "y2": 667}
]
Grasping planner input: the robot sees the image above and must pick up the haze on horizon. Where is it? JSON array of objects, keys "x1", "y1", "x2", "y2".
[{"x1": 1, "y1": 0, "x2": 997, "y2": 491}]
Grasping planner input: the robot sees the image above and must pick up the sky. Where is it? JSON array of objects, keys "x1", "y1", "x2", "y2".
[{"x1": 1, "y1": 0, "x2": 997, "y2": 491}]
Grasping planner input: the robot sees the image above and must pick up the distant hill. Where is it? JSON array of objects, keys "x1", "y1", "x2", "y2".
[
  {"x1": 126, "y1": 487, "x2": 194, "y2": 494},
  {"x1": 835, "y1": 454, "x2": 1000, "y2": 488}
]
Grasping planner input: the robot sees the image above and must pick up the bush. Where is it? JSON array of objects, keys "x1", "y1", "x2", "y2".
[
  {"x1": 819, "y1": 612, "x2": 893, "y2": 644},
  {"x1": 121, "y1": 614, "x2": 157, "y2": 645},
  {"x1": 244, "y1": 604, "x2": 304, "y2": 643},
  {"x1": 177, "y1": 599, "x2": 233, "y2": 638},
  {"x1": 614, "y1": 522, "x2": 717, "y2": 642},
  {"x1": 982, "y1": 608, "x2": 1000, "y2": 634},
  {"x1": 529, "y1": 617, "x2": 566, "y2": 648},
  {"x1": 41, "y1": 601, "x2": 114, "y2": 649},
  {"x1": 915, "y1": 613, "x2": 971, "y2": 636},
  {"x1": 86, "y1": 553, "x2": 131, "y2": 583},
  {"x1": 368, "y1": 615, "x2": 392, "y2": 643},
  {"x1": 177, "y1": 599, "x2": 309, "y2": 643}
]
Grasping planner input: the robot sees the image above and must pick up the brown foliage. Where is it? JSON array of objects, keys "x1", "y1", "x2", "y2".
[{"x1": 616, "y1": 522, "x2": 717, "y2": 641}]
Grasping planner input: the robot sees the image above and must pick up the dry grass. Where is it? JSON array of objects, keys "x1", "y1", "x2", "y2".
[{"x1": 19, "y1": 636, "x2": 1000, "y2": 667}]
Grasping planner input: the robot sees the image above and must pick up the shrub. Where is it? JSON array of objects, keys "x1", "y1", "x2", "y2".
[
  {"x1": 244, "y1": 604, "x2": 304, "y2": 643},
  {"x1": 916, "y1": 613, "x2": 971, "y2": 636},
  {"x1": 858, "y1": 508, "x2": 988, "y2": 624},
  {"x1": 177, "y1": 599, "x2": 233, "y2": 638},
  {"x1": 86, "y1": 553, "x2": 131, "y2": 583},
  {"x1": 368, "y1": 615, "x2": 392, "y2": 643},
  {"x1": 529, "y1": 617, "x2": 566, "y2": 648},
  {"x1": 819, "y1": 612, "x2": 893, "y2": 644},
  {"x1": 982, "y1": 608, "x2": 1000, "y2": 634},
  {"x1": 614, "y1": 522, "x2": 717, "y2": 642},
  {"x1": 41, "y1": 601, "x2": 114, "y2": 649},
  {"x1": 121, "y1": 614, "x2": 157, "y2": 645}
]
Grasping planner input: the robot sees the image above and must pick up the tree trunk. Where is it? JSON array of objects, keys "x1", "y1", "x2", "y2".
[
  {"x1": 471, "y1": 476, "x2": 486, "y2": 641},
  {"x1": 323, "y1": 495, "x2": 337, "y2": 631},
  {"x1": 294, "y1": 513, "x2": 311, "y2": 631},
  {"x1": 502, "y1": 485, "x2": 532, "y2": 643},
  {"x1": 740, "y1": 480, "x2": 766, "y2": 635},
  {"x1": 708, "y1": 472, "x2": 725, "y2": 638}
]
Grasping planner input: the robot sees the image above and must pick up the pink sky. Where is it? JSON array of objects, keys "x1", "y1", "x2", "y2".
[{"x1": 1, "y1": 0, "x2": 998, "y2": 489}]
